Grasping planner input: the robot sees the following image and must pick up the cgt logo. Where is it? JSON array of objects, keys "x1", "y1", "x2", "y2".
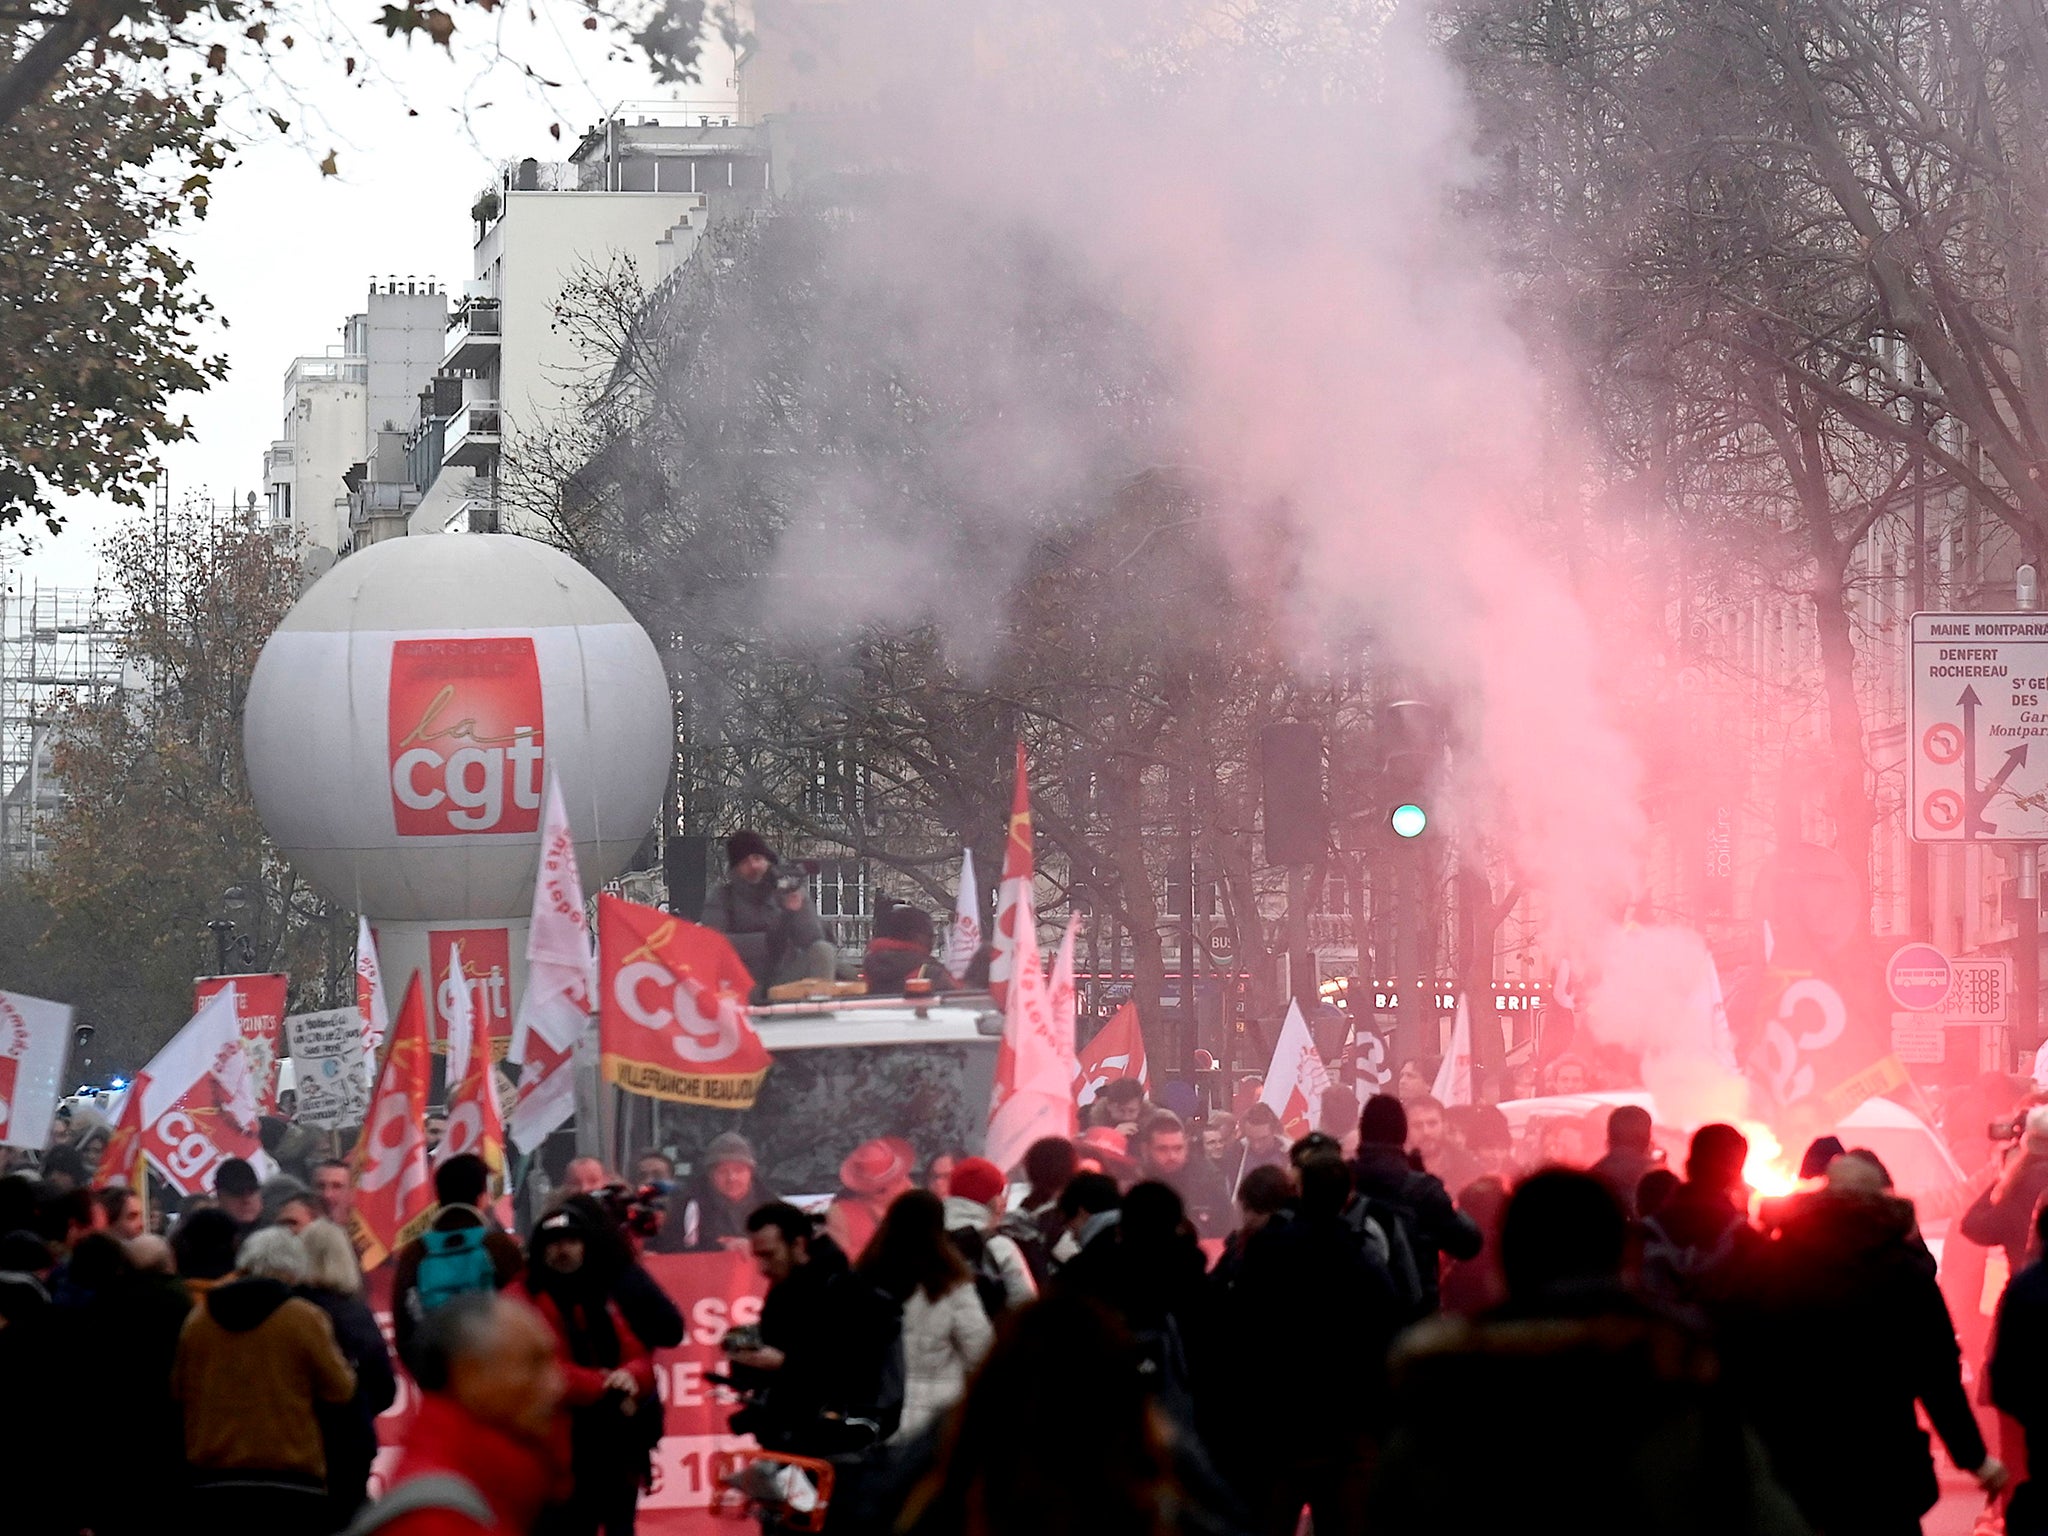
[{"x1": 388, "y1": 637, "x2": 546, "y2": 835}]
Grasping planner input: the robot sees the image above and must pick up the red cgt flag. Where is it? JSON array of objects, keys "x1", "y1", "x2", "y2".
[
  {"x1": 987, "y1": 742, "x2": 1034, "y2": 1010},
  {"x1": 1074, "y1": 1001, "x2": 1149, "y2": 1108},
  {"x1": 349, "y1": 975, "x2": 435, "y2": 1270},
  {"x1": 598, "y1": 893, "x2": 770, "y2": 1109}
]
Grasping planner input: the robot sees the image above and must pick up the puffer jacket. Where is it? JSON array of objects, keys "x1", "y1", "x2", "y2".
[{"x1": 894, "y1": 1280, "x2": 992, "y2": 1443}]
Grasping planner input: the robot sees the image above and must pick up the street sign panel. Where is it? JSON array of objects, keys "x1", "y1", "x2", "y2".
[
  {"x1": 1911, "y1": 613, "x2": 2048, "y2": 840},
  {"x1": 1944, "y1": 956, "x2": 2011, "y2": 1024},
  {"x1": 1890, "y1": 1012, "x2": 1947, "y2": 1064}
]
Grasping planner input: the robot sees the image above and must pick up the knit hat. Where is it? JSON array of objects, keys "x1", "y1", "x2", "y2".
[
  {"x1": 705, "y1": 1132, "x2": 757, "y2": 1170},
  {"x1": 840, "y1": 1136, "x2": 916, "y2": 1197},
  {"x1": 533, "y1": 1204, "x2": 596, "y2": 1250},
  {"x1": 1357, "y1": 1094, "x2": 1409, "y2": 1147},
  {"x1": 948, "y1": 1157, "x2": 1006, "y2": 1207},
  {"x1": 726, "y1": 831, "x2": 776, "y2": 868}
]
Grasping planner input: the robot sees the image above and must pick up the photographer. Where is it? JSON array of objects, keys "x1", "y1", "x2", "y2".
[
  {"x1": 702, "y1": 832, "x2": 839, "y2": 998},
  {"x1": 1962, "y1": 1104, "x2": 2048, "y2": 1276},
  {"x1": 726, "y1": 1203, "x2": 904, "y2": 1459}
]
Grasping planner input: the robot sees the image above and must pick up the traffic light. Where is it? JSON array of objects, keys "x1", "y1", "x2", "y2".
[{"x1": 1378, "y1": 699, "x2": 1443, "y2": 840}]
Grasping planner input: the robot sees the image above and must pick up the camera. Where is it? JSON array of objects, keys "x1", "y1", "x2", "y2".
[
  {"x1": 721, "y1": 1324, "x2": 765, "y2": 1355},
  {"x1": 1992, "y1": 1118, "x2": 2026, "y2": 1143}
]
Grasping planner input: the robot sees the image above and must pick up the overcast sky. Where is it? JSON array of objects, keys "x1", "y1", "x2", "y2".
[{"x1": 12, "y1": 9, "x2": 733, "y2": 595}]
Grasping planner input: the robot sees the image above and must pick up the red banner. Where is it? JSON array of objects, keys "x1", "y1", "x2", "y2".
[
  {"x1": 370, "y1": 1249, "x2": 765, "y2": 1534},
  {"x1": 350, "y1": 976, "x2": 435, "y2": 1270},
  {"x1": 598, "y1": 895, "x2": 768, "y2": 1109},
  {"x1": 195, "y1": 972, "x2": 289, "y2": 1116},
  {"x1": 430, "y1": 926, "x2": 515, "y2": 1060}
]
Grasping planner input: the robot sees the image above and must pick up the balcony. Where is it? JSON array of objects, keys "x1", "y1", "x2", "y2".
[
  {"x1": 443, "y1": 298, "x2": 501, "y2": 373},
  {"x1": 442, "y1": 401, "x2": 502, "y2": 469}
]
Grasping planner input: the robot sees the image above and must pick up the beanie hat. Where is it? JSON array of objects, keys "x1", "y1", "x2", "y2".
[
  {"x1": 1358, "y1": 1094, "x2": 1409, "y2": 1147},
  {"x1": 705, "y1": 1132, "x2": 757, "y2": 1169},
  {"x1": 948, "y1": 1157, "x2": 1006, "y2": 1206},
  {"x1": 214, "y1": 1157, "x2": 260, "y2": 1198},
  {"x1": 726, "y1": 831, "x2": 776, "y2": 868}
]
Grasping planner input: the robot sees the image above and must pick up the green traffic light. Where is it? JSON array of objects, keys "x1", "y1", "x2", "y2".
[{"x1": 1391, "y1": 802, "x2": 1428, "y2": 838}]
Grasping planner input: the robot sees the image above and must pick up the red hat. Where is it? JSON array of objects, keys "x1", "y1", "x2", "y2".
[
  {"x1": 948, "y1": 1157, "x2": 1006, "y2": 1206},
  {"x1": 840, "y1": 1136, "x2": 916, "y2": 1198}
]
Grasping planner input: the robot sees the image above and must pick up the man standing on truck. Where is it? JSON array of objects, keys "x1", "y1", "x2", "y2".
[{"x1": 703, "y1": 832, "x2": 839, "y2": 997}]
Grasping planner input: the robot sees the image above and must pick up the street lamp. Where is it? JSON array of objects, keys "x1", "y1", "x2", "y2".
[{"x1": 206, "y1": 885, "x2": 258, "y2": 975}]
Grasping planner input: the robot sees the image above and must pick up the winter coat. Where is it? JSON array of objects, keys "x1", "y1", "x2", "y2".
[
  {"x1": 299, "y1": 1283, "x2": 398, "y2": 1515},
  {"x1": 748, "y1": 1236, "x2": 906, "y2": 1454},
  {"x1": 390, "y1": 1205, "x2": 525, "y2": 1365},
  {"x1": 1349, "y1": 1144, "x2": 1482, "y2": 1313},
  {"x1": 1590, "y1": 1146, "x2": 1660, "y2": 1215},
  {"x1": 171, "y1": 1276, "x2": 356, "y2": 1482},
  {"x1": 703, "y1": 873, "x2": 827, "y2": 991},
  {"x1": 373, "y1": 1390, "x2": 570, "y2": 1536},
  {"x1": 1993, "y1": 1257, "x2": 2048, "y2": 1536},
  {"x1": 1220, "y1": 1137, "x2": 1291, "y2": 1201},
  {"x1": 894, "y1": 1280, "x2": 994, "y2": 1442},
  {"x1": 525, "y1": 1270, "x2": 661, "y2": 1501},
  {"x1": 1961, "y1": 1153, "x2": 2048, "y2": 1274},
  {"x1": 654, "y1": 1170, "x2": 780, "y2": 1253},
  {"x1": 942, "y1": 1193, "x2": 1038, "y2": 1310},
  {"x1": 1369, "y1": 1282, "x2": 1810, "y2": 1536},
  {"x1": 861, "y1": 937, "x2": 958, "y2": 995},
  {"x1": 1722, "y1": 1191, "x2": 1985, "y2": 1533}
]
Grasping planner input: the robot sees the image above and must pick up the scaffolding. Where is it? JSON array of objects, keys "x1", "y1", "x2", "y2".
[{"x1": 0, "y1": 567, "x2": 126, "y2": 874}]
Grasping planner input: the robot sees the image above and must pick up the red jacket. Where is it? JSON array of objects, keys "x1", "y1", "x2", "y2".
[
  {"x1": 379, "y1": 1392, "x2": 568, "y2": 1536},
  {"x1": 525, "y1": 1286, "x2": 657, "y2": 1407}
]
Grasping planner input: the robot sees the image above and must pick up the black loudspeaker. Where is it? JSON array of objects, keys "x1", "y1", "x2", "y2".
[
  {"x1": 666, "y1": 834, "x2": 713, "y2": 921},
  {"x1": 1261, "y1": 722, "x2": 1327, "y2": 867}
]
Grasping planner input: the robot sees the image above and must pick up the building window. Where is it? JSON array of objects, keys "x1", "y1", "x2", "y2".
[{"x1": 809, "y1": 859, "x2": 869, "y2": 919}]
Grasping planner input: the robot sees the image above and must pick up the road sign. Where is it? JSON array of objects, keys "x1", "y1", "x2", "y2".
[
  {"x1": 1891, "y1": 1012, "x2": 1947, "y2": 1064},
  {"x1": 1886, "y1": 943, "x2": 1953, "y2": 1011},
  {"x1": 1911, "y1": 612, "x2": 2048, "y2": 840},
  {"x1": 1944, "y1": 956, "x2": 2011, "y2": 1024}
]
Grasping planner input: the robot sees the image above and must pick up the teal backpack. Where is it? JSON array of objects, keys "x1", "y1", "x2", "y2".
[{"x1": 409, "y1": 1224, "x2": 497, "y2": 1322}]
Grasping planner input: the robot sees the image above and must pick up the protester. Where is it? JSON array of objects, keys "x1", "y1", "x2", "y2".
[
  {"x1": 1091, "y1": 1077, "x2": 1153, "y2": 1134},
  {"x1": 1640, "y1": 1123, "x2": 1762, "y2": 1309},
  {"x1": 1350, "y1": 1095, "x2": 1482, "y2": 1316},
  {"x1": 214, "y1": 1155, "x2": 265, "y2": 1231},
  {"x1": 1962, "y1": 1105, "x2": 2048, "y2": 1277},
  {"x1": 555, "y1": 1191, "x2": 686, "y2": 1359},
  {"x1": 1438, "y1": 1176, "x2": 1509, "y2": 1317},
  {"x1": 392, "y1": 1153, "x2": 527, "y2": 1368},
  {"x1": 1462, "y1": 1105, "x2": 1522, "y2": 1187},
  {"x1": 862, "y1": 903, "x2": 959, "y2": 994},
  {"x1": 632, "y1": 1150, "x2": 674, "y2": 1188},
  {"x1": 1218, "y1": 1149, "x2": 1402, "y2": 1535},
  {"x1": 1368, "y1": 1170, "x2": 1810, "y2": 1536},
  {"x1": 1725, "y1": 1153, "x2": 2005, "y2": 1535},
  {"x1": 1201, "y1": 1112, "x2": 1239, "y2": 1165},
  {"x1": 274, "y1": 1184, "x2": 325, "y2": 1234},
  {"x1": 313, "y1": 1158, "x2": 355, "y2": 1229},
  {"x1": 941, "y1": 1155, "x2": 1038, "y2": 1313},
  {"x1": 1135, "y1": 1109, "x2": 1232, "y2": 1238},
  {"x1": 1053, "y1": 1169, "x2": 1124, "y2": 1271},
  {"x1": 897, "y1": 1295, "x2": 1232, "y2": 1536},
  {"x1": 96, "y1": 1183, "x2": 146, "y2": 1240},
  {"x1": 299, "y1": 1218, "x2": 399, "y2": 1527},
  {"x1": 370, "y1": 1293, "x2": 570, "y2": 1536},
  {"x1": 1220, "y1": 1102, "x2": 1291, "y2": 1197},
  {"x1": 826, "y1": 1135, "x2": 917, "y2": 1261},
  {"x1": 1019, "y1": 1135, "x2": 1080, "y2": 1257},
  {"x1": 701, "y1": 830, "x2": 837, "y2": 992},
  {"x1": 171, "y1": 1225, "x2": 357, "y2": 1526},
  {"x1": 1590, "y1": 1105, "x2": 1661, "y2": 1216},
  {"x1": 1076, "y1": 1124, "x2": 1144, "y2": 1187},
  {"x1": 656, "y1": 1131, "x2": 775, "y2": 1253},
  {"x1": 924, "y1": 1147, "x2": 965, "y2": 1198},
  {"x1": 560, "y1": 1157, "x2": 614, "y2": 1199},
  {"x1": 729, "y1": 1202, "x2": 905, "y2": 1457},
  {"x1": 1394, "y1": 1058, "x2": 1439, "y2": 1099},
  {"x1": 524, "y1": 1205, "x2": 659, "y2": 1536},
  {"x1": 171, "y1": 1205, "x2": 242, "y2": 1296},
  {"x1": 1403, "y1": 1094, "x2": 1478, "y2": 1195},
  {"x1": 1990, "y1": 1199, "x2": 2048, "y2": 1536},
  {"x1": 861, "y1": 1189, "x2": 993, "y2": 1441}
]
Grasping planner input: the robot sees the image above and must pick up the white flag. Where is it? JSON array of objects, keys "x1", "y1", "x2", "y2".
[
  {"x1": 356, "y1": 917, "x2": 390, "y2": 1066},
  {"x1": 984, "y1": 911, "x2": 1078, "y2": 1173},
  {"x1": 1259, "y1": 1000, "x2": 1334, "y2": 1140},
  {"x1": 442, "y1": 940, "x2": 475, "y2": 1099},
  {"x1": 946, "y1": 848, "x2": 982, "y2": 979},
  {"x1": 1433, "y1": 997, "x2": 1473, "y2": 1107},
  {"x1": 0, "y1": 990, "x2": 74, "y2": 1151},
  {"x1": 508, "y1": 772, "x2": 594, "y2": 1150}
]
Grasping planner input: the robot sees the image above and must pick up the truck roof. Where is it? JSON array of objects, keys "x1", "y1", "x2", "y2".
[{"x1": 747, "y1": 993, "x2": 1005, "y2": 1052}]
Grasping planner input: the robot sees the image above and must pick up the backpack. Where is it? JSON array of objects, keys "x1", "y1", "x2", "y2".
[
  {"x1": 1349, "y1": 1194, "x2": 1425, "y2": 1318},
  {"x1": 342, "y1": 1474, "x2": 491, "y2": 1536},
  {"x1": 947, "y1": 1224, "x2": 1012, "y2": 1322},
  {"x1": 409, "y1": 1223, "x2": 498, "y2": 1321},
  {"x1": 996, "y1": 1209, "x2": 1053, "y2": 1286}
]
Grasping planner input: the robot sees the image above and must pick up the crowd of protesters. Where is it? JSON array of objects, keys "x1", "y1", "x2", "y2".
[{"x1": 13, "y1": 1055, "x2": 2048, "y2": 1536}]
